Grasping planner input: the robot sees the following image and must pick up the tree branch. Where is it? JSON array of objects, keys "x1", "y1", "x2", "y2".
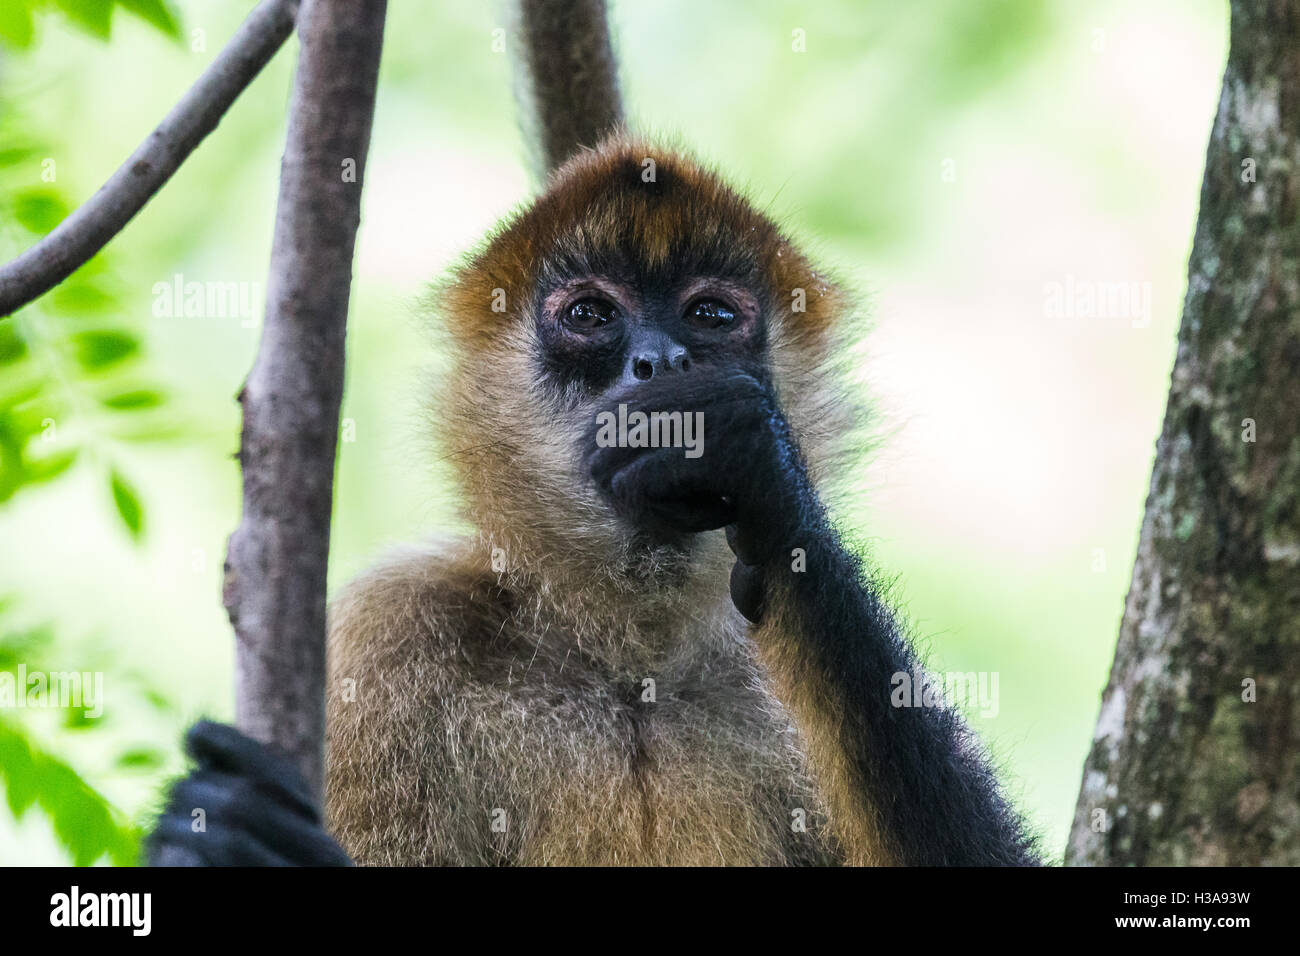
[
  {"x1": 1068, "y1": 0, "x2": 1300, "y2": 865},
  {"x1": 0, "y1": 0, "x2": 300, "y2": 318},
  {"x1": 224, "y1": 0, "x2": 386, "y2": 803},
  {"x1": 514, "y1": 0, "x2": 623, "y2": 175}
]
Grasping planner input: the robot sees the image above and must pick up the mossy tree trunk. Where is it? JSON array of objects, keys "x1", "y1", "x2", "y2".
[{"x1": 1068, "y1": 0, "x2": 1300, "y2": 866}]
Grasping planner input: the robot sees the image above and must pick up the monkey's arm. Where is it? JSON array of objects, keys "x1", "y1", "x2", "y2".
[
  {"x1": 587, "y1": 371, "x2": 1040, "y2": 866},
  {"x1": 742, "y1": 527, "x2": 1040, "y2": 865}
]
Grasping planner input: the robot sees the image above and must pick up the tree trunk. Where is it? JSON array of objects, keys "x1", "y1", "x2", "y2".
[
  {"x1": 224, "y1": 0, "x2": 386, "y2": 804},
  {"x1": 1068, "y1": 0, "x2": 1300, "y2": 865}
]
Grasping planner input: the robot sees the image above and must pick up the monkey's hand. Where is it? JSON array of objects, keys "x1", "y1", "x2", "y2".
[
  {"x1": 146, "y1": 720, "x2": 352, "y2": 866},
  {"x1": 584, "y1": 370, "x2": 819, "y2": 621}
]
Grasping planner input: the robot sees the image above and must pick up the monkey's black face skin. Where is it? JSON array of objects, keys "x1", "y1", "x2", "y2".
[{"x1": 534, "y1": 271, "x2": 771, "y2": 400}]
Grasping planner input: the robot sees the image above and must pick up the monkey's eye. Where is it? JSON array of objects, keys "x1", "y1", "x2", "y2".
[
  {"x1": 564, "y1": 298, "x2": 619, "y2": 331},
  {"x1": 685, "y1": 299, "x2": 737, "y2": 329}
]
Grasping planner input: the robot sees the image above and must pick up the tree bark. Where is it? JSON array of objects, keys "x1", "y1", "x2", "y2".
[
  {"x1": 514, "y1": 0, "x2": 623, "y2": 175},
  {"x1": 1068, "y1": 0, "x2": 1300, "y2": 866},
  {"x1": 224, "y1": 0, "x2": 386, "y2": 804}
]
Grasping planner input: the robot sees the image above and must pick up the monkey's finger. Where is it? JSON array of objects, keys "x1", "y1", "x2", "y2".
[
  {"x1": 584, "y1": 443, "x2": 640, "y2": 491},
  {"x1": 158, "y1": 773, "x2": 352, "y2": 866},
  {"x1": 641, "y1": 492, "x2": 734, "y2": 533},
  {"x1": 147, "y1": 841, "x2": 207, "y2": 867},
  {"x1": 184, "y1": 720, "x2": 319, "y2": 821},
  {"x1": 604, "y1": 366, "x2": 770, "y2": 413},
  {"x1": 608, "y1": 453, "x2": 733, "y2": 529},
  {"x1": 725, "y1": 523, "x2": 767, "y2": 566},
  {"x1": 729, "y1": 560, "x2": 765, "y2": 624},
  {"x1": 584, "y1": 429, "x2": 702, "y2": 478},
  {"x1": 147, "y1": 815, "x2": 287, "y2": 866}
]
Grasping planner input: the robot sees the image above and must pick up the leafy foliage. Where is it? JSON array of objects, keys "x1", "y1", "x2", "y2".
[
  {"x1": 0, "y1": 614, "x2": 136, "y2": 864},
  {"x1": 0, "y1": 718, "x2": 140, "y2": 865},
  {"x1": 0, "y1": 0, "x2": 180, "y2": 50},
  {"x1": 0, "y1": 603, "x2": 181, "y2": 864},
  {"x1": 0, "y1": 7, "x2": 187, "y2": 864},
  {"x1": 0, "y1": 109, "x2": 176, "y2": 539},
  {"x1": 108, "y1": 468, "x2": 143, "y2": 539}
]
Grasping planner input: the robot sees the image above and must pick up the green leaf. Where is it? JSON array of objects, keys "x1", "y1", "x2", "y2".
[
  {"x1": 0, "y1": 718, "x2": 140, "y2": 865},
  {"x1": 53, "y1": 0, "x2": 114, "y2": 40},
  {"x1": 109, "y1": 468, "x2": 143, "y2": 540},
  {"x1": 0, "y1": 0, "x2": 35, "y2": 49},
  {"x1": 0, "y1": 720, "x2": 39, "y2": 819},
  {"x1": 0, "y1": 324, "x2": 27, "y2": 365},
  {"x1": 0, "y1": 623, "x2": 55, "y2": 674},
  {"x1": 49, "y1": 279, "x2": 116, "y2": 315},
  {"x1": 112, "y1": 421, "x2": 188, "y2": 444},
  {"x1": 0, "y1": 434, "x2": 22, "y2": 503},
  {"x1": 23, "y1": 448, "x2": 79, "y2": 487},
  {"x1": 12, "y1": 189, "x2": 69, "y2": 234},
  {"x1": 62, "y1": 708, "x2": 98, "y2": 730},
  {"x1": 0, "y1": 383, "x2": 42, "y2": 412},
  {"x1": 143, "y1": 688, "x2": 172, "y2": 711},
  {"x1": 115, "y1": 747, "x2": 165, "y2": 770},
  {"x1": 101, "y1": 388, "x2": 165, "y2": 410},
  {"x1": 72, "y1": 330, "x2": 138, "y2": 371},
  {"x1": 117, "y1": 0, "x2": 180, "y2": 39},
  {"x1": 0, "y1": 146, "x2": 42, "y2": 168}
]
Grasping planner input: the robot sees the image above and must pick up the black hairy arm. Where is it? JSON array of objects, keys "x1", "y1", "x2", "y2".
[{"x1": 585, "y1": 369, "x2": 1041, "y2": 866}]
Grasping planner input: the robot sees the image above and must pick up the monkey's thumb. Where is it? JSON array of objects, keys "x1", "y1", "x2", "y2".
[{"x1": 729, "y1": 560, "x2": 765, "y2": 625}]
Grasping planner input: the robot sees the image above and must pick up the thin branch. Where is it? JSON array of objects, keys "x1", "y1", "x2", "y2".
[
  {"x1": 224, "y1": 0, "x2": 387, "y2": 804},
  {"x1": 0, "y1": 0, "x2": 300, "y2": 318},
  {"x1": 514, "y1": 0, "x2": 623, "y2": 175}
]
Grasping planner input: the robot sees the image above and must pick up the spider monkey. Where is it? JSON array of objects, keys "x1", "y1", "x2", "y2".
[{"x1": 147, "y1": 135, "x2": 1040, "y2": 867}]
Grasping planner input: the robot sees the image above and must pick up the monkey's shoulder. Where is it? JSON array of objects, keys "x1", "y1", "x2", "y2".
[
  {"x1": 327, "y1": 538, "x2": 516, "y2": 680},
  {"x1": 324, "y1": 540, "x2": 533, "y2": 863}
]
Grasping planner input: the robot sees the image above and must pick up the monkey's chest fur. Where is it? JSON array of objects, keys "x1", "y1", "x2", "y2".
[
  {"x1": 325, "y1": 560, "x2": 838, "y2": 865},
  {"x1": 501, "y1": 658, "x2": 836, "y2": 866}
]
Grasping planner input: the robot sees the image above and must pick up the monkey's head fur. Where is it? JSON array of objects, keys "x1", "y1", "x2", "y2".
[{"x1": 432, "y1": 136, "x2": 865, "y2": 619}]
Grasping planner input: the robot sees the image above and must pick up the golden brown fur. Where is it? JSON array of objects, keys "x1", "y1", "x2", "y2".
[{"x1": 325, "y1": 138, "x2": 876, "y2": 865}]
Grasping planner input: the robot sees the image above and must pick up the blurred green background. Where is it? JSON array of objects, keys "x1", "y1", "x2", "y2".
[{"x1": 0, "y1": 0, "x2": 1227, "y2": 864}]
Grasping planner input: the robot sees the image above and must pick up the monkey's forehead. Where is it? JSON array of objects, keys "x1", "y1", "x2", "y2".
[
  {"x1": 502, "y1": 142, "x2": 803, "y2": 283},
  {"x1": 442, "y1": 139, "x2": 844, "y2": 338}
]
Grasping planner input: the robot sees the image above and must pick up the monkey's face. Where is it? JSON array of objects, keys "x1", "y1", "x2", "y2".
[
  {"x1": 514, "y1": 147, "x2": 806, "y2": 408},
  {"x1": 440, "y1": 139, "x2": 854, "y2": 568},
  {"x1": 534, "y1": 272, "x2": 770, "y2": 401}
]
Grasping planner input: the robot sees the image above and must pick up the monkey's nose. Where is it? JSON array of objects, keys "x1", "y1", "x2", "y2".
[{"x1": 630, "y1": 346, "x2": 691, "y2": 381}]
